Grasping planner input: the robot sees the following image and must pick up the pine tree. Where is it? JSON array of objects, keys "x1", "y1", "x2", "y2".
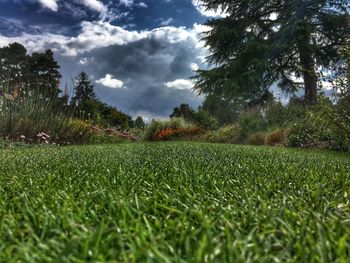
[
  {"x1": 27, "y1": 49, "x2": 61, "y2": 99},
  {"x1": 135, "y1": 116, "x2": 145, "y2": 129},
  {"x1": 71, "y1": 72, "x2": 96, "y2": 106},
  {"x1": 194, "y1": 0, "x2": 349, "y2": 106}
]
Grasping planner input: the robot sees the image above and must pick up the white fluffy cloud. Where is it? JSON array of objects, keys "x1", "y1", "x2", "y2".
[
  {"x1": 165, "y1": 79, "x2": 194, "y2": 90},
  {"x1": 96, "y1": 74, "x2": 124, "y2": 89},
  {"x1": 119, "y1": 0, "x2": 133, "y2": 7},
  {"x1": 38, "y1": 0, "x2": 58, "y2": 11},
  {"x1": 37, "y1": 0, "x2": 108, "y2": 16},
  {"x1": 78, "y1": 0, "x2": 108, "y2": 17},
  {"x1": 0, "y1": 21, "x2": 207, "y2": 57},
  {"x1": 191, "y1": 0, "x2": 228, "y2": 17}
]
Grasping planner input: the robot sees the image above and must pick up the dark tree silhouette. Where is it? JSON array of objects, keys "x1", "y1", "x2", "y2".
[{"x1": 194, "y1": 0, "x2": 349, "y2": 106}]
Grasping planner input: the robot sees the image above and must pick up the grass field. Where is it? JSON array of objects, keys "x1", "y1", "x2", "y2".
[{"x1": 0, "y1": 143, "x2": 349, "y2": 262}]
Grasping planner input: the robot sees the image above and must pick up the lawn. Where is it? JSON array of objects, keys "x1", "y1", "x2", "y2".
[{"x1": 0, "y1": 142, "x2": 349, "y2": 262}]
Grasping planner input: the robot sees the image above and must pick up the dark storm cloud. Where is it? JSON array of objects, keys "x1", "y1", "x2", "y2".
[
  {"x1": 57, "y1": 28, "x2": 207, "y2": 119},
  {"x1": 0, "y1": 0, "x2": 211, "y2": 119}
]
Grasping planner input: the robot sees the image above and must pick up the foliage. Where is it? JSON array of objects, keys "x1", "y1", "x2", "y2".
[
  {"x1": 201, "y1": 123, "x2": 242, "y2": 144},
  {"x1": 264, "y1": 99, "x2": 306, "y2": 129},
  {"x1": 0, "y1": 42, "x2": 62, "y2": 100},
  {"x1": 0, "y1": 94, "x2": 66, "y2": 141},
  {"x1": 194, "y1": 0, "x2": 349, "y2": 106},
  {"x1": 170, "y1": 103, "x2": 218, "y2": 129},
  {"x1": 55, "y1": 119, "x2": 92, "y2": 145},
  {"x1": 89, "y1": 133, "x2": 129, "y2": 145},
  {"x1": 0, "y1": 143, "x2": 350, "y2": 261},
  {"x1": 143, "y1": 118, "x2": 196, "y2": 141},
  {"x1": 201, "y1": 94, "x2": 240, "y2": 125},
  {"x1": 153, "y1": 127, "x2": 201, "y2": 141},
  {"x1": 71, "y1": 72, "x2": 133, "y2": 129},
  {"x1": 134, "y1": 116, "x2": 145, "y2": 129},
  {"x1": 238, "y1": 108, "x2": 265, "y2": 138},
  {"x1": 71, "y1": 72, "x2": 96, "y2": 107},
  {"x1": 287, "y1": 96, "x2": 350, "y2": 151},
  {"x1": 248, "y1": 133, "x2": 266, "y2": 146},
  {"x1": 265, "y1": 129, "x2": 286, "y2": 146}
]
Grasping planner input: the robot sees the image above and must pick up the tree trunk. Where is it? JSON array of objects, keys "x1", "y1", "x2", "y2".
[
  {"x1": 299, "y1": 47, "x2": 318, "y2": 106},
  {"x1": 295, "y1": 1, "x2": 318, "y2": 106}
]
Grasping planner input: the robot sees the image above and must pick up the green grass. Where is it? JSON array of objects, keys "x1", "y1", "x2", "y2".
[{"x1": 0, "y1": 142, "x2": 349, "y2": 262}]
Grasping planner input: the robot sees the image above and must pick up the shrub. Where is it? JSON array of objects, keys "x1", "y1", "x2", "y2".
[
  {"x1": 248, "y1": 133, "x2": 266, "y2": 145},
  {"x1": 238, "y1": 108, "x2": 265, "y2": 137},
  {"x1": 1, "y1": 96, "x2": 67, "y2": 141},
  {"x1": 153, "y1": 127, "x2": 201, "y2": 141},
  {"x1": 142, "y1": 118, "x2": 196, "y2": 141},
  {"x1": 55, "y1": 119, "x2": 92, "y2": 145},
  {"x1": 201, "y1": 124, "x2": 242, "y2": 144},
  {"x1": 0, "y1": 95, "x2": 93, "y2": 145},
  {"x1": 266, "y1": 129, "x2": 285, "y2": 146},
  {"x1": 287, "y1": 96, "x2": 350, "y2": 151}
]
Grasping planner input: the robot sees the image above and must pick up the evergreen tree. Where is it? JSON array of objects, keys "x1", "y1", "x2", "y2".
[
  {"x1": 27, "y1": 49, "x2": 61, "y2": 99},
  {"x1": 0, "y1": 43, "x2": 62, "y2": 100},
  {"x1": 201, "y1": 94, "x2": 240, "y2": 125},
  {"x1": 194, "y1": 0, "x2": 349, "y2": 106},
  {"x1": 0, "y1": 42, "x2": 27, "y2": 96},
  {"x1": 71, "y1": 72, "x2": 96, "y2": 106},
  {"x1": 135, "y1": 116, "x2": 145, "y2": 129},
  {"x1": 170, "y1": 104, "x2": 196, "y2": 120}
]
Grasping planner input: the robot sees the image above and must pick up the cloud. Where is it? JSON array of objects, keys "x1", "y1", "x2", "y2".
[
  {"x1": 38, "y1": 0, "x2": 58, "y2": 11},
  {"x1": 119, "y1": 0, "x2": 133, "y2": 7},
  {"x1": 0, "y1": 22, "x2": 208, "y2": 118},
  {"x1": 160, "y1": 18, "x2": 174, "y2": 26},
  {"x1": 78, "y1": 0, "x2": 108, "y2": 17},
  {"x1": 165, "y1": 79, "x2": 194, "y2": 90},
  {"x1": 96, "y1": 74, "x2": 124, "y2": 89},
  {"x1": 0, "y1": 21, "x2": 208, "y2": 57},
  {"x1": 136, "y1": 2, "x2": 147, "y2": 8},
  {"x1": 190, "y1": 63, "x2": 199, "y2": 71},
  {"x1": 191, "y1": 0, "x2": 228, "y2": 17}
]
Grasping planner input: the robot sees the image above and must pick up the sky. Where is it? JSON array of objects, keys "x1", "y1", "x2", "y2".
[{"x1": 0, "y1": 0, "x2": 223, "y2": 120}]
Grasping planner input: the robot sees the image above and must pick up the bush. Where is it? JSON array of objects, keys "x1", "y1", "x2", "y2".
[
  {"x1": 265, "y1": 100, "x2": 306, "y2": 129},
  {"x1": 201, "y1": 124, "x2": 242, "y2": 144},
  {"x1": 0, "y1": 96, "x2": 67, "y2": 142},
  {"x1": 55, "y1": 119, "x2": 92, "y2": 145},
  {"x1": 143, "y1": 118, "x2": 196, "y2": 141},
  {"x1": 248, "y1": 133, "x2": 266, "y2": 145},
  {"x1": 0, "y1": 95, "x2": 93, "y2": 145},
  {"x1": 265, "y1": 129, "x2": 285, "y2": 146},
  {"x1": 238, "y1": 108, "x2": 265, "y2": 137},
  {"x1": 287, "y1": 96, "x2": 350, "y2": 151},
  {"x1": 153, "y1": 127, "x2": 201, "y2": 141}
]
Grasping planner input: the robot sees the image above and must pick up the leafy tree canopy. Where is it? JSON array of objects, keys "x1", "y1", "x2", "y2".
[
  {"x1": 0, "y1": 42, "x2": 61, "y2": 99},
  {"x1": 194, "y1": 0, "x2": 349, "y2": 106}
]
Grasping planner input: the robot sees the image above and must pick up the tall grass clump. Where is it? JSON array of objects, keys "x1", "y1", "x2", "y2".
[{"x1": 0, "y1": 93, "x2": 91, "y2": 144}]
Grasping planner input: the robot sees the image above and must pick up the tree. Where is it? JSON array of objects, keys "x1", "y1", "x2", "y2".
[
  {"x1": 201, "y1": 94, "x2": 240, "y2": 125},
  {"x1": 0, "y1": 43, "x2": 62, "y2": 100},
  {"x1": 170, "y1": 104, "x2": 196, "y2": 120},
  {"x1": 26, "y1": 49, "x2": 61, "y2": 99},
  {"x1": 194, "y1": 0, "x2": 349, "y2": 106},
  {"x1": 135, "y1": 116, "x2": 145, "y2": 129},
  {"x1": 0, "y1": 42, "x2": 27, "y2": 96},
  {"x1": 71, "y1": 72, "x2": 96, "y2": 106}
]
